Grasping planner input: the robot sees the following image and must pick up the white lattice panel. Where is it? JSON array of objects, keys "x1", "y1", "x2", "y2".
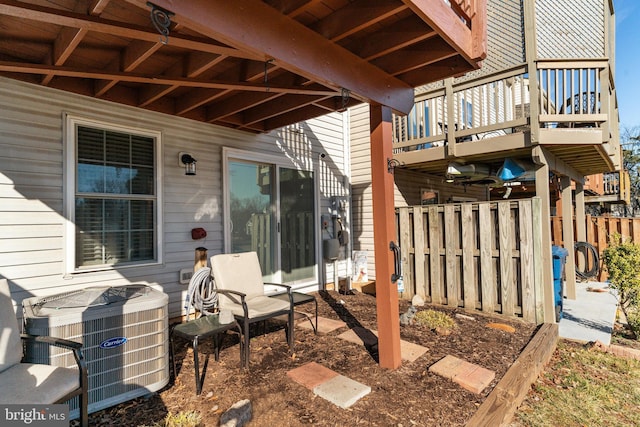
[{"x1": 536, "y1": 0, "x2": 605, "y2": 59}]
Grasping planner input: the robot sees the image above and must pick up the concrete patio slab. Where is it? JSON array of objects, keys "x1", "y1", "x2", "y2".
[
  {"x1": 559, "y1": 281, "x2": 618, "y2": 345},
  {"x1": 337, "y1": 327, "x2": 429, "y2": 362},
  {"x1": 313, "y1": 374, "x2": 371, "y2": 409},
  {"x1": 297, "y1": 316, "x2": 347, "y2": 334},
  {"x1": 287, "y1": 362, "x2": 371, "y2": 409}
]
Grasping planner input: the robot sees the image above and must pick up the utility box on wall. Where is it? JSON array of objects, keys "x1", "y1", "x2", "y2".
[
  {"x1": 22, "y1": 285, "x2": 169, "y2": 419},
  {"x1": 323, "y1": 238, "x2": 340, "y2": 261}
]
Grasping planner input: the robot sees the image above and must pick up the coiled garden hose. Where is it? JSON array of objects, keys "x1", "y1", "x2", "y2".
[{"x1": 574, "y1": 241, "x2": 599, "y2": 280}]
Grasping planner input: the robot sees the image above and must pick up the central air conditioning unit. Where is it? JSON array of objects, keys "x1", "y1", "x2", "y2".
[{"x1": 22, "y1": 285, "x2": 169, "y2": 420}]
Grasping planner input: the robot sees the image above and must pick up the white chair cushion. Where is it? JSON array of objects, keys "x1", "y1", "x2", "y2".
[
  {"x1": 211, "y1": 252, "x2": 265, "y2": 299},
  {"x1": 225, "y1": 296, "x2": 290, "y2": 319},
  {"x1": 0, "y1": 363, "x2": 80, "y2": 404},
  {"x1": 0, "y1": 278, "x2": 23, "y2": 373}
]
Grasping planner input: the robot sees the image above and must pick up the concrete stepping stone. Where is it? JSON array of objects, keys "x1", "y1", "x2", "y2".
[
  {"x1": 429, "y1": 355, "x2": 495, "y2": 394},
  {"x1": 337, "y1": 327, "x2": 428, "y2": 362},
  {"x1": 297, "y1": 316, "x2": 347, "y2": 334},
  {"x1": 287, "y1": 362, "x2": 370, "y2": 408}
]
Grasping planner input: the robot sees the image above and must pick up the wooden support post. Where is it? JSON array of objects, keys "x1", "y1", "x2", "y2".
[
  {"x1": 575, "y1": 181, "x2": 587, "y2": 272},
  {"x1": 560, "y1": 176, "x2": 576, "y2": 299},
  {"x1": 369, "y1": 104, "x2": 402, "y2": 369},
  {"x1": 533, "y1": 148, "x2": 555, "y2": 324}
]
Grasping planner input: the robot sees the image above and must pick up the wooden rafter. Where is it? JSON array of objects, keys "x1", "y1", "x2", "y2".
[
  {"x1": 0, "y1": 61, "x2": 339, "y2": 96},
  {"x1": 122, "y1": 0, "x2": 415, "y2": 114}
]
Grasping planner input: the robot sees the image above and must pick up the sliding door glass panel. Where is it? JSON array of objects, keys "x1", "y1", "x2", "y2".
[
  {"x1": 228, "y1": 161, "x2": 276, "y2": 280},
  {"x1": 279, "y1": 168, "x2": 315, "y2": 283}
]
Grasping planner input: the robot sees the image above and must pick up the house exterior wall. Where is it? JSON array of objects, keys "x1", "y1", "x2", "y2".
[
  {"x1": 417, "y1": 0, "x2": 526, "y2": 94},
  {"x1": 0, "y1": 76, "x2": 349, "y2": 317}
]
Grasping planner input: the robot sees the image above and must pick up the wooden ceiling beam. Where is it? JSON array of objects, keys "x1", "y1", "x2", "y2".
[
  {"x1": 311, "y1": 0, "x2": 409, "y2": 42},
  {"x1": 42, "y1": 0, "x2": 104, "y2": 86},
  {"x1": 176, "y1": 88, "x2": 230, "y2": 115},
  {"x1": 242, "y1": 94, "x2": 331, "y2": 125},
  {"x1": 0, "y1": 0, "x2": 259, "y2": 60},
  {"x1": 206, "y1": 92, "x2": 284, "y2": 123},
  {"x1": 122, "y1": 0, "x2": 415, "y2": 114},
  {"x1": 266, "y1": 0, "x2": 322, "y2": 18},
  {"x1": 401, "y1": 0, "x2": 484, "y2": 63},
  {"x1": 262, "y1": 104, "x2": 329, "y2": 132},
  {"x1": 140, "y1": 53, "x2": 227, "y2": 108},
  {"x1": 396, "y1": 55, "x2": 474, "y2": 87},
  {"x1": 346, "y1": 16, "x2": 437, "y2": 61},
  {"x1": 373, "y1": 37, "x2": 457, "y2": 76},
  {"x1": 0, "y1": 60, "x2": 340, "y2": 95}
]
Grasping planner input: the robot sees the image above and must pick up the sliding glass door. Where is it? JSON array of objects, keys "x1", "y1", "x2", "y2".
[
  {"x1": 227, "y1": 155, "x2": 316, "y2": 285},
  {"x1": 279, "y1": 168, "x2": 315, "y2": 283}
]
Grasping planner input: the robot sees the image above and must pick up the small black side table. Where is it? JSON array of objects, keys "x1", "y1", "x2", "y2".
[
  {"x1": 170, "y1": 315, "x2": 243, "y2": 394},
  {"x1": 273, "y1": 292, "x2": 318, "y2": 334}
]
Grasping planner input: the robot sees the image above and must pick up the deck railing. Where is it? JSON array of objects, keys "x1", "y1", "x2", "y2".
[
  {"x1": 392, "y1": 59, "x2": 612, "y2": 151},
  {"x1": 396, "y1": 198, "x2": 543, "y2": 324},
  {"x1": 392, "y1": 66, "x2": 530, "y2": 152},
  {"x1": 537, "y1": 60, "x2": 608, "y2": 128}
]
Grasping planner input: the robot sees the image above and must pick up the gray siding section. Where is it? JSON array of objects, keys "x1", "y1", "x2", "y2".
[
  {"x1": 417, "y1": 0, "x2": 526, "y2": 94},
  {"x1": 536, "y1": 0, "x2": 605, "y2": 58},
  {"x1": 394, "y1": 170, "x2": 488, "y2": 206},
  {"x1": 349, "y1": 104, "x2": 376, "y2": 279},
  {"x1": 0, "y1": 77, "x2": 347, "y2": 317}
]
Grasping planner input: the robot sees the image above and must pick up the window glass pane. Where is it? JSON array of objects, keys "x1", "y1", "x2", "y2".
[
  {"x1": 77, "y1": 163, "x2": 105, "y2": 194},
  {"x1": 104, "y1": 199, "x2": 129, "y2": 230},
  {"x1": 77, "y1": 127, "x2": 104, "y2": 161},
  {"x1": 229, "y1": 161, "x2": 276, "y2": 280},
  {"x1": 76, "y1": 231, "x2": 104, "y2": 266},
  {"x1": 280, "y1": 168, "x2": 315, "y2": 283},
  {"x1": 131, "y1": 200, "x2": 154, "y2": 229},
  {"x1": 105, "y1": 131, "x2": 131, "y2": 164},
  {"x1": 131, "y1": 135, "x2": 155, "y2": 167},
  {"x1": 130, "y1": 231, "x2": 154, "y2": 261},
  {"x1": 75, "y1": 198, "x2": 103, "y2": 231},
  {"x1": 105, "y1": 231, "x2": 127, "y2": 264},
  {"x1": 74, "y1": 122, "x2": 157, "y2": 269},
  {"x1": 131, "y1": 166, "x2": 154, "y2": 195},
  {"x1": 103, "y1": 165, "x2": 133, "y2": 194}
]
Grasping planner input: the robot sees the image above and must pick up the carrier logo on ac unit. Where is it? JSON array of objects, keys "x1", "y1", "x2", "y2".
[{"x1": 100, "y1": 337, "x2": 128, "y2": 349}]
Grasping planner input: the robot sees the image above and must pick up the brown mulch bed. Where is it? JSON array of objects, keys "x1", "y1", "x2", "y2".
[{"x1": 83, "y1": 290, "x2": 539, "y2": 426}]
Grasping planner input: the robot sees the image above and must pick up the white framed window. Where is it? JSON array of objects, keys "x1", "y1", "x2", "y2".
[{"x1": 64, "y1": 115, "x2": 162, "y2": 272}]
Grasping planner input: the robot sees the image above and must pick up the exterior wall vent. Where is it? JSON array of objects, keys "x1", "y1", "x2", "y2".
[{"x1": 180, "y1": 268, "x2": 193, "y2": 285}]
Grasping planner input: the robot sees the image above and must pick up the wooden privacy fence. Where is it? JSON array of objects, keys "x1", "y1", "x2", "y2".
[
  {"x1": 551, "y1": 215, "x2": 640, "y2": 281},
  {"x1": 396, "y1": 198, "x2": 543, "y2": 323}
]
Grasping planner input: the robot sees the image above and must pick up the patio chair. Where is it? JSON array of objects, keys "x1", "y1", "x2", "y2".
[
  {"x1": 0, "y1": 278, "x2": 88, "y2": 427},
  {"x1": 210, "y1": 252, "x2": 294, "y2": 368},
  {"x1": 170, "y1": 267, "x2": 243, "y2": 394}
]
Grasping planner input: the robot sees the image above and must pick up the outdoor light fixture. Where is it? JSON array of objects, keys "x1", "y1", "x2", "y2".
[{"x1": 179, "y1": 152, "x2": 197, "y2": 176}]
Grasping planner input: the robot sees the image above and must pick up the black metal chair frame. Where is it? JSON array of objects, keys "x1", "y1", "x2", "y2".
[
  {"x1": 20, "y1": 334, "x2": 88, "y2": 427},
  {"x1": 273, "y1": 291, "x2": 318, "y2": 334},
  {"x1": 217, "y1": 286, "x2": 294, "y2": 369}
]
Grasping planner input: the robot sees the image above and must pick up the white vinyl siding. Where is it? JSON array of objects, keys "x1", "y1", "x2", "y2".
[{"x1": 0, "y1": 76, "x2": 348, "y2": 317}]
